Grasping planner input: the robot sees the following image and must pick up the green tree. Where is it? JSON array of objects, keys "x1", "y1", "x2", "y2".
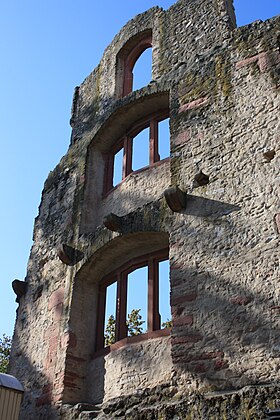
[
  {"x1": 104, "y1": 309, "x2": 145, "y2": 346},
  {"x1": 162, "y1": 319, "x2": 173, "y2": 329},
  {"x1": 104, "y1": 315, "x2": 116, "y2": 347},
  {"x1": 0, "y1": 334, "x2": 12, "y2": 373},
  {"x1": 127, "y1": 308, "x2": 145, "y2": 336}
]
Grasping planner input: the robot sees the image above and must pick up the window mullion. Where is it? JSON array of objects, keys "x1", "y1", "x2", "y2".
[
  {"x1": 96, "y1": 286, "x2": 106, "y2": 350},
  {"x1": 149, "y1": 119, "x2": 159, "y2": 165},
  {"x1": 116, "y1": 271, "x2": 128, "y2": 341},
  {"x1": 123, "y1": 136, "x2": 132, "y2": 178},
  {"x1": 148, "y1": 258, "x2": 160, "y2": 331}
]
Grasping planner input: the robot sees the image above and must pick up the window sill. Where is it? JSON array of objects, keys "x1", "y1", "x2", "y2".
[
  {"x1": 103, "y1": 157, "x2": 170, "y2": 199},
  {"x1": 92, "y1": 328, "x2": 171, "y2": 359}
]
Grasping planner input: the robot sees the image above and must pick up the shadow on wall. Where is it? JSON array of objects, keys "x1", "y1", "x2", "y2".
[
  {"x1": 9, "y1": 346, "x2": 59, "y2": 420},
  {"x1": 11, "y1": 183, "x2": 279, "y2": 414},
  {"x1": 64, "y1": 187, "x2": 279, "y2": 405},
  {"x1": 170, "y1": 265, "x2": 279, "y2": 389},
  {"x1": 93, "y1": 256, "x2": 279, "y2": 396}
]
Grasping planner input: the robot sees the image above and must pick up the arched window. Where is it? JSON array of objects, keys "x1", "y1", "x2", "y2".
[
  {"x1": 116, "y1": 30, "x2": 152, "y2": 97},
  {"x1": 96, "y1": 248, "x2": 170, "y2": 351},
  {"x1": 132, "y1": 47, "x2": 152, "y2": 91},
  {"x1": 103, "y1": 110, "x2": 170, "y2": 194}
]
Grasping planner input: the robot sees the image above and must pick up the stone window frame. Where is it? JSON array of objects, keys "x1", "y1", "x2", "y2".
[
  {"x1": 103, "y1": 109, "x2": 169, "y2": 195},
  {"x1": 117, "y1": 29, "x2": 153, "y2": 97},
  {"x1": 96, "y1": 247, "x2": 169, "y2": 352}
]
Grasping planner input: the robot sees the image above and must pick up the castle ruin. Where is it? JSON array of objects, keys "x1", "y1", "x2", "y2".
[{"x1": 10, "y1": 0, "x2": 280, "y2": 418}]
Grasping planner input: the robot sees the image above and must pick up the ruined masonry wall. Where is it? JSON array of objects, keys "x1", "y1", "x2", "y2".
[{"x1": 9, "y1": 0, "x2": 280, "y2": 419}]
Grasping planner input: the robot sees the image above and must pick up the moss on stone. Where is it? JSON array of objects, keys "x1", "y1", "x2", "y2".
[{"x1": 215, "y1": 55, "x2": 232, "y2": 98}]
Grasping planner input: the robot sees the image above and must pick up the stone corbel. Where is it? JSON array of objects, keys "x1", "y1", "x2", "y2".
[
  {"x1": 164, "y1": 186, "x2": 186, "y2": 212},
  {"x1": 12, "y1": 280, "x2": 27, "y2": 303},
  {"x1": 103, "y1": 213, "x2": 122, "y2": 232},
  {"x1": 57, "y1": 244, "x2": 84, "y2": 266}
]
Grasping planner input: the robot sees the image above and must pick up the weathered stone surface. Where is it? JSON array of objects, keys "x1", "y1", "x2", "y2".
[
  {"x1": 59, "y1": 383, "x2": 280, "y2": 419},
  {"x1": 9, "y1": 0, "x2": 280, "y2": 418}
]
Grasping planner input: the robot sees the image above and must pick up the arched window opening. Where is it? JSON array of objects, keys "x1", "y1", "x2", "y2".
[
  {"x1": 132, "y1": 47, "x2": 152, "y2": 92},
  {"x1": 96, "y1": 248, "x2": 170, "y2": 351},
  {"x1": 103, "y1": 111, "x2": 170, "y2": 194},
  {"x1": 117, "y1": 30, "x2": 152, "y2": 98}
]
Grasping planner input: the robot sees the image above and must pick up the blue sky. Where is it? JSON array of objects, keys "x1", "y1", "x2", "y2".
[{"x1": 0, "y1": 0, "x2": 279, "y2": 339}]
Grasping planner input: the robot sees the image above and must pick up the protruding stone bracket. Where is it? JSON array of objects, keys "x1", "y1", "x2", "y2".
[
  {"x1": 12, "y1": 280, "x2": 27, "y2": 303},
  {"x1": 164, "y1": 186, "x2": 186, "y2": 212},
  {"x1": 103, "y1": 213, "x2": 122, "y2": 232},
  {"x1": 263, "y1": 150, "x2": 275, "y2": 162},
  {"x1": 193, "y1": 170, "x2": 209, "y2": 187},
  {"x1": 57, "y1": 244, "x2": 84, "y2": 266}
]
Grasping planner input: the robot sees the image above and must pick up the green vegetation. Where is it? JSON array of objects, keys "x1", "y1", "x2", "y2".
[
  {"x1": 105, "y1": 308, "x2": 145, "y2": 347},
  {"x1": 104, "y1": 315, "x2": 116, "y2": 346},
  {"x1": 104, "y1": 310, "x2": 172, "y2": 346},
  {"x1": 0, "y1": 334, "x2": 12, "y2": 373},
  {"x1": 127, "y1": 309, "x2": 145, "y2": 337},
  {"x1": 161, "y1": 319, "x2": 173, "y2": 328}
]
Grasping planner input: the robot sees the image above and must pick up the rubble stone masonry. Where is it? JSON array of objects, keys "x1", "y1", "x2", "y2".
[{"x1": 9, "y1": 0, "x2": 280, "y2": 418}]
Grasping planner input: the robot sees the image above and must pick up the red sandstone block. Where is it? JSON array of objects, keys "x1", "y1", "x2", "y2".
[
  {"x1": 48, "y1": 287, "x2": 65, "y2": 310},
  {"x1": 173, "y1": 129, "x2": 191, "y2": 146},
  {"x1": 230, "y1": 296, "x2": 252, "y2": 306},
  {"x1": 171, "y1": 292, "x2": 197, "y2": 305},
  {"x1": 173, "y1": 315, "x2": 193, "y2": 327},
  {"x1": 44, "y1": 355, "x2": 55, "y2": 370},
  {"x1": 236, "y1": 55, "x2": 259, "y2": 69},
  {"x1": 236, "y1": 51, "x2": 279, "y2": 74},
  {"x1": 214, "y1": 359, "x2": 229, "y2": 370},
  {"x1": 43, "y1": 325, "x2": 59, "y2": 340},
  {"x1": 179, "y1": 97, "x2": 208, "y2": 113},
  {"x1": 53, "y1": 302, "x2": 63, "y2": 322},
  {"x1": 171, "y1": 334, "x2": 202, "y2": 344}
]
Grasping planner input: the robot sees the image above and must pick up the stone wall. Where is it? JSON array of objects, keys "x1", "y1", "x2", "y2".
[{"x1": 9, "y1": 0, "x2": 280, "y2": 418}]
